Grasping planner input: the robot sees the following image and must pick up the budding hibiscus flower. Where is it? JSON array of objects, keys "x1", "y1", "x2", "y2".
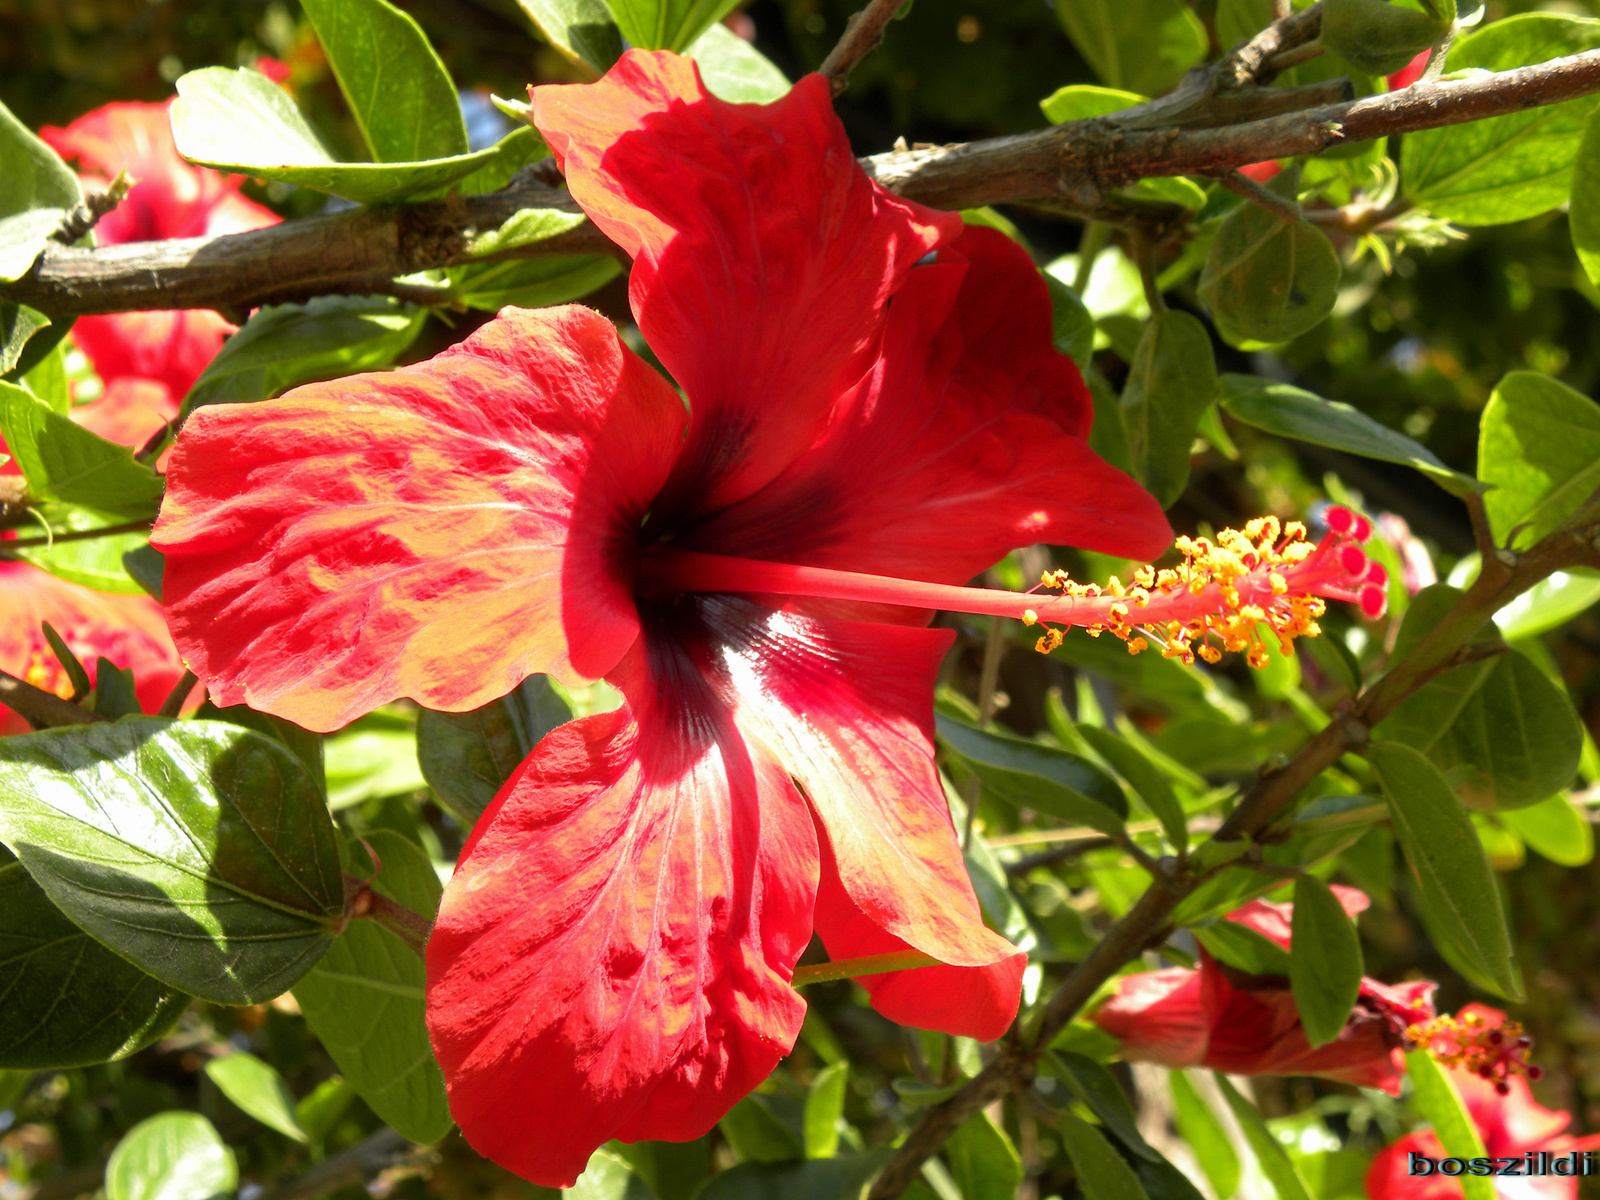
[
  {"x1": 39, "y1": 98, "x2": 279, "y2": 405},
  {"x1": 1092, "y1": 886, "x2": 1437, "y2": 1093},
  {"x1": 1367, "y1": 1007, "x2": 1600, "y2": 1199},
  {"x1": 152, "y1": 49, "x2": 1389, "y2": 1187}
]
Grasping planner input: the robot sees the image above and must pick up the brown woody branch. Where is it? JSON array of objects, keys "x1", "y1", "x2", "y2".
[
  {"x1": 8, "y1": 43, "x2": 1600, "y2": 317},
  {"x1": 0, "y1": 668, "x2": 106, "y2": 728},
  {"x1": 819, "y1": 0, "x2": 912, "y2": 95}
]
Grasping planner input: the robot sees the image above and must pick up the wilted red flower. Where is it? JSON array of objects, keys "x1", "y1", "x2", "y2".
[
  {"x1": 153, "y1": 49, "x2": 1175, "y2": 1184},
  {"x1": 39, "y1": 99, "x2": 278, "y2": 402},
  {"x1": 1092, "y1": 886, "x2": 1437, "y2": 1093},
  {"x1": 1367, "y1": 1007, "x2": 1600, "y2": 1199}
]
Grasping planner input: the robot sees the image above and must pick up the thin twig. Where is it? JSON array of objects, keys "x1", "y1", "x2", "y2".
[
  {"x1": 0, "y1": 519, "x2": 152, "y2": 547},
  {"x1": 818, "y1": 0, "x2": 912, "y2": 95},
  {"x1": 1215, "y1": 169, "x2": 1303, "y2": 220},
  {"x1": 0, "y1": 668, "x2": 106, "y2": 727},
  {"x1": 157, "y1": 670, "x2": 198, "y2": 718}
]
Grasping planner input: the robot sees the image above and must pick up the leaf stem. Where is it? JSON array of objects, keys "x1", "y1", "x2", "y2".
[{"x1": 344, "y1": 875, "x2": 433, "y2": 957}]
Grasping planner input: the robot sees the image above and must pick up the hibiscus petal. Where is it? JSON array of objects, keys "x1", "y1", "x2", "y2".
[
  {"x1": 155, "y1": 306, "x2": 684, "y2": 731},
  {"x1": 688, "y1": 226, "x2": 1172, "y2": 605},
  {"x1": 71, "y1": 310, "x2": 234, "y2": 399},
  {"x1": 532, "y1": 50, "x2": 960, "y2": 517},
  {"x1": 687, "y1": 596, "x2": 1022, "y2": 1023},
  {"x1": 1090, "y1": 967, "x2": 1211, "y2": 1067},
  {"x1": 426, "y1": 646, "x2": 817, "y2": 1187}
]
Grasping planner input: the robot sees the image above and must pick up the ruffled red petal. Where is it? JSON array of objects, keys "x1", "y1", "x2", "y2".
[
  {"x1": 687, "y1": 227, "x2": 1171, "y2": 615},
  {"x1": 155, "y1": 306, "x2": 685, "y2": 731},
  {"x1": 532, "y1": 51, "x2": 960, "y2": 518},
  {"x1": 1089, "y1": 967, "x2": 1210, "y2": 1067},
  {"x1": 426, "y1": 646, "x2": 817, "y2": 1187}
]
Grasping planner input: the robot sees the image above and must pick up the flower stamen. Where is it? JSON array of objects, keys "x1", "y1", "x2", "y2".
[{"x1": 1407, "y1": 1010, "x2": 1545, "y2": 1094}]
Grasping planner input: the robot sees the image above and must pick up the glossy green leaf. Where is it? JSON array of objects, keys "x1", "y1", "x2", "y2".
[
  {"x1": 323, "y1": 710, "x2": 426, "y2": 809},
  {"x1": 92, "y1": 658, "x2": 142, "y2": 719},
  {"x1": 687, "y1": 22, "x2": 791, "y2": 102},
  {"x1": 1375, "y1": 645, "x2": 1582, "y2": 811},
  {"x1": 1321, "y1": 0, "x2": 1446, "y2": 75},
  {"x1": 1053, "y1": 628, "x2": 1224, "y2": 718},
  {"x1": 1496, "y1": 568, "x2": 1600, "y2": 640},
  {"x1": 0, "y1": 847, "x2": 188, "y2": 1068},
  {"x1": 299, "y1": 0, "x2": 467, "y2": 163},
  {"x1": 1043, "y1": 1052, "x2": 1160, "y2": 1162},
  {"x1": 291, "y1": 831, "x2": 451, "y2": 1144},
  {"x1": 720, "y1": 1094, "x2": 803, "y2": 1164},
  {"x1": 946, "y1": 1111, "x2": 1023, "y2": 1200},
  {"x1": 453, "y1": 126, "x2": 548, "y2": 196},
  {"x1": 1219, "y1": 374, "x2": 1477, "y2": 496},
  {"x1": 1478, "y1": 370, "x2": 1600, "y2": 549},
  {"x1": 567, "y1": 1149, "x2": 651, "y2": 1200},
  {"x1": 1169, "y1": 1072, "x2": 1240, "y2": 1200},
  {"x1": 1370, "y1": 741, "x2": 1521, "y2": 998},
  {"x1": 204, "y1": 1052, "x2": 308, "y2": 1141},
  {"x1": 1040, "y1": 84, "x2": 1146, "y2": 125},
  {"x1": 0, "y1": 379, "x2": 162, "y2": 511},
  {"x1": 1288, "y1": 875, "x2": 1363, "y2": 1048},
  {"x1": 172, "y1": 68, "x2": 499, "y2": 204},
  {"x1": 1571, "y1": 108, "x2": 1600, "y2": 287},
  {"x1": 1192, "y1": 918, "x2": 1293, "y2": 976},
  {"x1": 0, "y1": 717, "x2": 344, "y2": 1006},
  {"x1": 608, "y1": 0, "x2": 734, "y2": 52},
  {"x1": 1200, "y1": 184, "x2": 1341, "y2": 345},
  {"x1": 1053, "y1": 1108, "x2": 1150, "y2": 1200},
  {"x1": 1122, "y1": 308, "x2": 1218, "y2": 506},
  {"x1": 1045, "y1": 272, "x2": 1095, "y2": 371},
  {"x1": 1054, "y1": 0, "x2": 1206, "y2": 96},
  {"x1": 1406, "y1": 14, "x2": 1600, "y2": 224},
  {"x1": 1405, "y1": 1050, "x2": 1495, "y2": 1200},
  {"x1": 183, "y1": 296, "x2": 427, "y2": 416},
  {"x1": 0, "y1": 98, "x2": 78, "y2": 282},
  {"x1": 7, "y1": 501, "x2": 152, "y2": 593},
  {"x1": 1076, "y1": 724, "x2": 1187, "y2": 852},
  {"x1": 1500, "y1": 793, "x2": 1594, "y2": 866},
  {"x1": 693, "y1": 1151, "x2": 891, "y2": 1200},
  {"x1": 515, "y1": 0, "x2": 625, "y2": 74},
  {"x1": 1, "y1": 304, "x2": 53, "y2": 376},
  {"x1": 0, "y1": 209, "x2": 66, "y2": 282},
  {"x1": 445, "y1": 255, "x2": 620, "y2": 312},
  {"x1": 105, "y1": 1113, "x2": 237, "y2": 1200},
  {"x1": 1214, "y1": 1075, "x2": 1313, "y2": 1200},
  {"x1": 22, "y1": 338, "x2": 70, "y2": 414},
  {"x1": 935, "y1": 714, "x2": 1128, "y2": 834},
  {"x1": 294, "y1": 1076, "x2": 356, "y2": 1142},
  {"x1": 418, "y1": 677, "x2": 571, "y2": 825},
  {"x1": 802, "y1": 1062, "x2": 847, "y2": 1160}
]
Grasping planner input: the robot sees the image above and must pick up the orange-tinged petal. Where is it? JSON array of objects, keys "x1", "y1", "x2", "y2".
[
  {"x1": 533, "y1": 51, "x2": 960, "y2": 517},
  {"x1": 426, "y1": 653, "x2": 817, "y2": 1187},
  {"x1": 71, "y1": 310, "x2": 234, "y2": 399},
  {"x1": 155, "y1": 306, "x2": 686, "y2": 731}
]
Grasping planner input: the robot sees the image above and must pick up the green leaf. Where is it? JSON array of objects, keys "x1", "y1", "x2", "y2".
[
  {"x1": 1045, "y1": 272, "x2": 1096, "y2": 371},
  {"x1": 1219, "y1": 374, "x2": 1477, "y2": 497},
  {"x1": 1040, "y1": 84, "x2": 1146, "y2": 125},
  {"x1": 294, "y1": 1076, "x2": 356, "y2": 1142},
  {"x1": 183, "y1": 296, "x2": 427, "y2": 416},
  {"x1": 935, "y1": 714, "x2": 1128, "y2": 835},
  {"x1": 0, "y1": 209, "x2": 66, "y2": 282},
  {"x1": 299, "y1": 0, "x2": 467, "y2": 163},
  {"x1": 1054, "y1": 0, "x2": 1206, "y2": 95},
  {"x1": 0, "y1": 717, "x2": 345, "y2": 1006},
  {"x1": 693, "y1": 1151, "x2": 891, "y2": 1200},
  {"x1": 0, "y1": 848, "x2": 189, "y2": 1068},
  {"x1": 1053, "y1": 1108, "x2": 1150, "y2": 1200},
  {"x1": 1169, "y1": 1072, "x2": 1240, "y2": 1200},
  {"x1": 105, "y1": 1113, "x2": 237, "y2": 1200},
  {"x1": 1478, "y1": 370, "x2": 1600, "y2": 549},
  {"x1": 568, "y1": 1149, "x2": 651, "y2": 1200},
  {"x1": 946, "y1": 1111, "x2": 1023, "y2": 1200},
  {"x1": 609, "y1": 0, "x2": 736, "y2": 52},
  {"x1": 445, "y1": 255, "x2": 620, "y2": 312},
  {"x1": 1214, "y1": 1075, "x2": 1313, "y2": 1200},
  {"x1": 688, "y1": 21, "x2": 790, "y2": 102},
  {"x1": 204, "y1": 1052, "x2": 308, "y2": 1141},
  {"x1": 172, "y1": 68, "x2": 499, "y2": 205},
  {"x1": 453, "y1": 126, "x2": 549, "y2": 196},
  {"x1": 1405, "y1": 1050, "x2": 1495, "y2": 1200},
  {"x1": 1374, "y1": 641, "x2": 1583, "y2": 811},
  {"x1": 1288, "y1": 875, "x2": 1363, "y2": 1048},
  {"x1": 1043, "y1": 1052, "x2": 1160, "y2": 1162},
  {"x1": 291, "y1": 830, "x2": 451, "y2": 1144},
  {"x1": 22, "y1": 338, "x2": 71, "y2": 414},
  {"x1": 462, "y1": 207, "x2": 586, "y2": 259},
  {"x1": 1, "y1": 304, "x2": 53, "y2": 375},
  {"x1": 1499, "y1": 793, "x2": 1594, "y2": 866},
  {"x1": 1122, "y1": 309, "x2": 1218, "y2": 506},
  {"x1": 0, "y1": 98, "x2": 79, "y2": 283},
  {"x1": 418, "y1": 677, "x2": 571, "y2": 825},
  {"x1": 0, "y1": 379, "x2": 162, "y2": 511},
  {"x1": 1192, "y1": 919, "x2": 1294, "y2": 976},
  {"x1": 92, "y1": 658, "x2": 142, "y2": 719},
  {"x1": 802, "y1": 1062, "x2": 847, "y2": 1160},
  {"x1": 323, "y1": 710, "x2": 426, "y2": 808},
  {"x1": 1405, "y1": 14, "x2": 1600, "y2": 224},
  {"x1": 1199, "y1": 181, "x2": 1341, "y2": 345},
  {"x1": 1370, "y1": 741, "x2": 1521, "y2": 998},
  {"x1": 1492, "y1": 566, "x2": 1600, "y2": 640},
  {"x1": 516, "y1": 0, "x2": 625, "y2": 74},
  {"x1": 720, "y1": 1094, "x2": 804, "y2": 1164},
  {"x1": 7, "y1": 502, "x2": 152, "y2": 593},
  {"x1": 1571, "y1": 109, "x2": 1600, "y2": 288},
  {"x1": 1321, "y1": 0, "x2": 1447, "y2": 76},
  {"x1": 1075, "y1": 724, "x2": 1187, "y2": 852}
]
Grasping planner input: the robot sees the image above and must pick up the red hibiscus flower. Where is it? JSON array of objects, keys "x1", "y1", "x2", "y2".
[
  {"x1": 1367, "y1": 1007, "x2": 1600, "y2": 1200},
  {"x1": 39, "y1": 99, "x2": 278, "y2": 403},
  {"x1": 1092, "y1": 886, "x2": 1437, "y2": 1094},
  {"x1": 151, "y1": 49, "x2": 1392, "y2": 1185},
  {"x1": 1388, "y1": 50, "x2": 1431, "y2": 91}
]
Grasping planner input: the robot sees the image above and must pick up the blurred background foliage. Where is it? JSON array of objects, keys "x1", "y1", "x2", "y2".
[{"x1": 4, "y1": 1, "x2": 1600, "y2": 1198}]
